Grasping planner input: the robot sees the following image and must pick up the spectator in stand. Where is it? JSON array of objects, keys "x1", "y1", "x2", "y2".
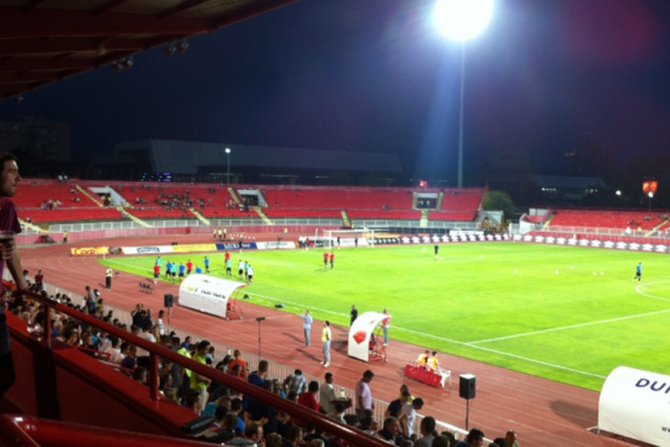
[
  {"x1": 298, "y1": 380, "x2": 321, "y2": 412},
  {"x1": 246, "y1": 360, "x2": 270, "y2": 421},
  {"x1": 328, "y1": 400, "x2": 347, "y2": 425},
  {"x1": 355, "y1": 370, "x2": 375, "y2": 417},
  {"x1": 265, "y1": 433, "x2": 282, "y2": 447},
  {"x1": 319, "y1": 372, "x2": 336, "y2": 415},
  {"x1": 387, "y1": 388, "x2": 412, "y2": 418},
  {"x1": 121, "y1": 345, "x2": 138, "y2": 370},
  {"x1": 283, "y1": 369, "x2": 307, "y2": 396},
  {"x1": 504, "y1": 430, "x2": 520, "y2": 447},
  {"x1": 155, "y1": 310, "x2": 166, "y2": 337},
  {"x1": 228, "y1": 349, "x2": 249, "y2": 379},
  {"x1": 284, "y1": 425, "x2": 303, "y2": 447},
  {"x1": 101, "y1": 335, "x2": 123, "y2": 364},
  {"x1": 132, "y1": 366, "x2": 148, "y2": 385},
  {"x1": 226, "y1": 420, "x2": 262, "y2": 446},
  {"x1": 399, "y1": 397, "x2": 424, "y2": 438},
  {"x1": 135, "y1": 320, "x2": 156, "y2": 368},
  {"x1": 34, "y1": 269, "x2": 44, "y2": 292},
  {"x1": 455, "y1": 428, "x2": 485, "y2": 447},
  {"x1": 413, "y1": 416, "x2": 436, "y2": 447},
  {"x1": 230, "y1": 398, "x2": 247, "y2": 435},
  {"x1": 377, "y1": 417, "x2": 403, "y2": 446},
  {"x1": 432, "y1": 435, "x2": 453, "y2": 447},
  {"x1": 191, "y1": 340, "x2": 211, "y2": 400}
]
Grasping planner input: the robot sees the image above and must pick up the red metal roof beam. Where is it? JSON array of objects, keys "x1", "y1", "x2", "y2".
[
  {"x1": 160, "y1": 0, "x2": 210, "y2": 18},
  {"x1": 0, "y1": 37, "x2": 145, "y2": 55},
  {"x1": 0, "y1": 7, "x2": 213, "y2": 38}
]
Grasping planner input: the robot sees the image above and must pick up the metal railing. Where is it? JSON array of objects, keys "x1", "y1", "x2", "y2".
[{"x1": 16, "y1": 288, "x2": 391, "y2": 447}]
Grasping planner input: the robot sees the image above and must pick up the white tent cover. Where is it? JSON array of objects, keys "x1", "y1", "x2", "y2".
[
  {"x1": 347, "y1": 311, "x2": 386, "y2": 362},
  {"x1": 598, "y1": 366, "x2": 670, "y2": 446},
  {"x1": 178, "y1": 274, "x2": 246, "y2": 319}
]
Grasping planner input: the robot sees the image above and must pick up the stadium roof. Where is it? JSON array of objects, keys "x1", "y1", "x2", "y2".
[{"x1": 0, "y1": 0, "x2": 298, "y2": 101}]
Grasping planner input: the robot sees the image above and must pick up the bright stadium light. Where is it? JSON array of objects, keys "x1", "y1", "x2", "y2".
[
  {"x1": 433, "y1": 0, "x2": 495, "y2": 188},
  {"x1": 433, "y1": 0, "x2": 495, "y2": 42}
]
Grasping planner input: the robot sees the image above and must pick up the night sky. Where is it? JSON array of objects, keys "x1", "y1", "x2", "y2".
[{"x1": 1, "y1": 0, "x2": 670, "y2": 186}]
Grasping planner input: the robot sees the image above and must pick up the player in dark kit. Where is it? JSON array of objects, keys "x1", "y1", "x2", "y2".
[{"x1": 634, "y1": 262, "x2": 642, "y2": 281}]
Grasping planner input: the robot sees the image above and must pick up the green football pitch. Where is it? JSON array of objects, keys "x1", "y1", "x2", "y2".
[{"x1": 100, "y1": 243, "x2": 670, "y2": 391}]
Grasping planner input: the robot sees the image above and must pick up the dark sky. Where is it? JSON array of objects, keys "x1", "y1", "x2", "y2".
[{"x1": 2, "y1": 0, "x2": 670, "y2": 185}]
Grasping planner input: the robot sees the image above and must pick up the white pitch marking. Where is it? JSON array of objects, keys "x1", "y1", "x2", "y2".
[{"x1": 469, "y1": 308, "x2": 670, "y2": 345}]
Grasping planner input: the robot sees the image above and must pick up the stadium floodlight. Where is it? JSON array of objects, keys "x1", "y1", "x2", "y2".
[
  {"x1": 225, "y1": 147, "x2": 232, "y2": 185},
  {"x1": 432, "y1": 0, "x2": 495, "y2": 42},
  {"x1": 433, "y1": 0, "x2": 494, "y2": 188}
]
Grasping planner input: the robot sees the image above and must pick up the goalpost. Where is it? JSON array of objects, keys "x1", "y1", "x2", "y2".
[{"x1": 318, "y1": 228, "x2": 375, "y2": 250}]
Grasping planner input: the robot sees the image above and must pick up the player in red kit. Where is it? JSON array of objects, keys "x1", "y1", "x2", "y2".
[
  {"x1": 153, "y1": 263, "x2": 160, "y2": 285},
  {"x1": 323, "y1": 251, "x2": 329, "y2": 269},
  {"x1": 329, "y1": 252, "x2": 335, "y2": 270},
  {"x1": 186, "y1": 259, "x2": 193, "y2": 275}
]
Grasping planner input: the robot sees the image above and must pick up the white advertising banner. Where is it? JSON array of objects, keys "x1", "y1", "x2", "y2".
[
  {"x1": 598, "y1": 366, "x2": 670, "y2": 446},
  {"x1": 347, "y1": 312, "x2": 387, "y2": 362},
  {"x1": 121, "y1": 245, "x2": 175, "y2": 255},
  {"x1": 178, "y1": 274, "x2": 246, "y2": 319}
]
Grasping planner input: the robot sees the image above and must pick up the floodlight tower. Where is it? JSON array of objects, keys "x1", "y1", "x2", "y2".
[
  {"x1": 225, "y1": 147, "x2": 232, "y2": 185},
  {"x1": 433, "y1": 0, "x2": 494, "y2": 188}
]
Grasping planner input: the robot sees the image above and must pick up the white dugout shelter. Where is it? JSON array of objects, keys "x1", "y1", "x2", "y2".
[
  {"x1": 348, "y1": 312, "x2": 386, "y2": 362},
  {"x1": 178, "y1": 274, "x2": 246, "y2": 319},
  {"x1": 598, "y1": 366, "x2": 670, "y2": 446}
]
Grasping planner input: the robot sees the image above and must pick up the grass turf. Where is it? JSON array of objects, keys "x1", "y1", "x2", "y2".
[{"x1": 100, "y1": 243, "x2": 670, "y2": 391}]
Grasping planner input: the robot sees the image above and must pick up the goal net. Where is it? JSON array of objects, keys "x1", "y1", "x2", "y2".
[{"x1": 316, "y1": 228, "x2": 375, "y2": 250}]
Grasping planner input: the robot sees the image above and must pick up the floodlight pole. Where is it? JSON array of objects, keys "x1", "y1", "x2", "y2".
[
  {"x1": 457, "y1": 44, "x2": 466, "y2": 189},
  {"x1": 225, "y1": 147, "x2": 231, "y2": 185}
]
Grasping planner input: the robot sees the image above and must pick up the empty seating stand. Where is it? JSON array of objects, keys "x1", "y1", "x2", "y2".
[{"x1": 550, "y1": 209, "x2": 666, "y2": 231}]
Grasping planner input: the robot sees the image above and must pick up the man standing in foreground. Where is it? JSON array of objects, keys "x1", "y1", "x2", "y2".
[
  {"x1": 0, "y1": 154, "x2": 28, "y2": 397},
  {"x1": 302, "y1": 310, "x2": 313, "y2": 346},
  {"x1": 355, "y1": 369, "x2": 375, "y2": 417},
  {"x1": 321, "y1": 320, "x2": 332, "y2": 367}
]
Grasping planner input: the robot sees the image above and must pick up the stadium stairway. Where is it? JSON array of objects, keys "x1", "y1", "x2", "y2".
[
  {"x1": 340, "y1": 210, "x2": 351, "y2": 227},
  {"x1": 420, "y1": 210, "x2": 429, "y2": 227},
  {"x1": 227, "y1": 187, "x2": 242, "y2": 205},
  {"x1": 543, "y1": 213, "x2": 556, "y2": 229},
  {"x1": 254, "y1": 207, "x2": 274, "y2": 225},
  {"x1": 75, "y1": 184, "x2": 104, "y2": 207},
  {"x1": 19, "y1": 219, "x2": 47, "y2": 234},
  {"x1": 437, "y1": 191, "x2": 445, "y2": 209},
  {"x1": 189, "y1": 208, "x2": 210, "y2": 226},
  {"x1": 117, "y1": 207, "x2": 152, "y2": 228},
  {"x1": 647, "y1": 217, "x2": 669, "y2": 237}
]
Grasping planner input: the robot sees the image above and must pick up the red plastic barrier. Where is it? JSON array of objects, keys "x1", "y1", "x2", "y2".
[{"x1": 404, "y1": 364, "x2": 442, "y2": 388}]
